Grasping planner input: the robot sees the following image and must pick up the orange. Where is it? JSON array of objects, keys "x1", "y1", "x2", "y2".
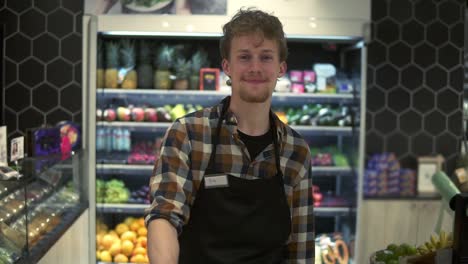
[
  {"x1": 113, "y1": 253, "x2": 128, "y2": 263},
  {"x1": 137, "y1": 227, "x2": 147, "y2": 237},
  {"x1": 121, "y1": 231, "x2": 137, "y2": 243},
  {"x1": 132, "y1": 246, "x2": 147, "y2": 256},
  {"x1": 137, "y1": 217, "x2": 145, "y2": 227},
  {"x1": 100, "y1": 250, "x2": 112, "y2": 262},
  {"x1": 130, "y1": 221, "x2": 140, "y2": 232},
  {"x1": 121, "y1": 240, "x2": 134, "y2": 257},
  {"x1": 130, "y1": 254, "x2": 147, "y2": 263},
  {"x1": 124, "y1": 217, "x2": 136, "y2": 226},
  {"x1": 109, "y1": 242, "x2": 121, "y2": 257},
  {"x1": 136, "y1": 236, "x2": 147, "y2": 248},
  {"x1": 101, "y1": 234, "x2": 115, "y2": 250},
  {"x1": 115, "y1": 223, "x2": 129, "y2": 235}
]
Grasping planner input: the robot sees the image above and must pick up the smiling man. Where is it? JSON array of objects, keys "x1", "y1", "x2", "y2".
[{"x1": 146, "y1": 8, "x2": 315, "y2": 264}]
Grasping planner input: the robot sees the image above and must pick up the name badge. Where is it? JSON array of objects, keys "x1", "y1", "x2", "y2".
[{"x1": 204, "y1": 174, "x2": 229, "y2": 189}]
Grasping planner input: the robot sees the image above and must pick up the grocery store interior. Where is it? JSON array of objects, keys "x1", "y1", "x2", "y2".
[{"x1": 0, "y1": 0, "x2": 467, "y2": 263}]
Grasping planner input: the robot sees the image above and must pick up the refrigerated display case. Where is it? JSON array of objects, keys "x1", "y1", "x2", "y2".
[
  {"x1": 0, "y1": 151, "x2": 87, "y2": 263},
  {"x1": 83, "y1": 4, "x2": 370, "y2": 262}
]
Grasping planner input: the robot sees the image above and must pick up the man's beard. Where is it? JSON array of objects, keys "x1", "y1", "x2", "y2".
[{"x1": 238, "y1": 84, "x2": 273, "y2": 103}]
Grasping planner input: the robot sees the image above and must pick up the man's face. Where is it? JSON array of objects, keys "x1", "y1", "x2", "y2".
[{"x1": 222, "y1": 33, "x2": 286, "y2": 103}]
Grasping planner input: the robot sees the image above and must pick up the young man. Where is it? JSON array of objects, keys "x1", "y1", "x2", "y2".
[{"x1": 145, "y1": 8, "x2": 314, "y2": 263}]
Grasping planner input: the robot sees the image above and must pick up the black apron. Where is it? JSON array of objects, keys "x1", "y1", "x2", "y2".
[{"x1": 179, "y1": 99, "x2": 291, "y2": 264}]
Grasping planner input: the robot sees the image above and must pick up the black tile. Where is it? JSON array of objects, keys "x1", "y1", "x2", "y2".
[
  {"x1": 46, "y1": 108, "x2": 72, "y2": 125},
  {"x1": 4, "y1": 58, "x2": 17, "y2": 86},
  {"x1": 73, "y1": 112, "x2": 82, "y2": 124},
  {"x1": 448, "y1": 112, "x2": 462, "y2": 138},
  {"x1": 401, "y1": 65, "x2": 423, "y2": 90},
  {"x1": 365, "y1": 131, "x2": 384, "y2": 155},
  {"x1": 426, "y1": 22, "x2": 449, "y2": 47},
  {"x1": 389, "y1": 0, "x2": 412, "y2": 23},
  {"x1": 438, "y1": 44, "x2": 461, "y2": 70},
  {"x1": 0, "y1": 0, "x2": 5, "y2": 8},
  {"x1": 371, "y1": 0, "x2": 388, "y2": 21},
  {"x1": 33, "y1": 33, "x2": 59, "y2": 63},
  {"x1": 424, "y1": 110, "x2": 446, "y2": 136},
  {"x1": 374, "y1": 109, "x2": 397, "y2": 134},
  {"x1": 412, "y1": 132, "x2": 434, "y2": 156},
  {"x1": 388, "y1": 42, "x2": 412, "y2": 67},
  {"x1": 74, "y1": 62, "x2": 82, "y2": 84},
  {"x1": 61, "y1": 33, "x2": 81, "y2": 62},
  {"x1": 61, "y1": 83, "x2": 81, "y2": 113},
  {"x1": 5, "y1": 34, "x2": 31, "y2": 63},
  {"x1": 47, "y1": 58, "x2": 73, "y2": 87},
  {"x1": 47, "y1": 8, "x2": 73, "y2": 38},
  {"x1": 435, "y1": 133, "x2": 458, "y2": 158},
  {"x1": 438, "y1": 0, "x2": 461, "y2": 26},
  {"x1": 450, "y1": 22, "x2": 464, "y2": 48},
  {"x1": 19, "y1": 9, "x2": 45, "y2": 38},
  {"x1": 437, "y1": 88, "x2": 460, "y2": 114},
  {"x1": 387, "y1": 132, "x2": 409, "y2": 157},
  {"x1": 400, "y1": 110, "x2": 422, "y2": 135},
  {"x1": 4, "y1": 108, "x2": 17, "y2": 137},
  {"x1": 414, "y1": 0, "x2": 436, "y2": 24},
  {"x1": 414, "y1": 43, "x2": 436, "y2": 69},
  {"x1": 6, "y1": 0, "x2": 32, "y2": 14},
  {"x1": 426, "y1": 66, "x2": 447, "y2": 91},
  {"x1": 33, "y1": 83, "x2": 58, "y2": 112},
  {"x1": 388, "y1": 87, "x2": 410, "y2": 112},
  {"x1": 34, "y1": 0, "x2": 60, "y2": 13},
  {"x1": 376, "y1": 64, "x2": 399, "y2": 89},
  {"x1": 449, "y1": 66, "x2": 463, "y2": 91},
  {"x1": 367, "y1": 67, "x2": 374, "y2": 85},
  {"x1": 366, "y1": 86, "x2": 386, "y2": 112},
  {"x1": 0, "y1": 9, "x2": 18, "y2": 37},
  {"x1": 399, "y1": 154, "x2": 417, "y2": 170},
  {"x1": 367, "y1": 41, "x2": 387, "y2": 67},
  {"x1": 5, "y1": 83, "x2": 31, "y2": 112},
  {"x1": 62, "y1": 0, "x2": 83, "y2": 14},
  {"x1": 376, "y1": 19, "x2": 400, "y2": 44},
  {"x1": 18, "y1": 108, "x2": 44, "y2": 132},
  {"x1": 401, "y1": 20, "x2": 424, "y2": 46},
  {"x1": 366, "y1": 112, "x2": 374, "y2": 130},
  {"x1": 18, "y1": 58, "x2": 44, "y2": 87},
  {"x1": 74, "y1": 12, "x2": 82, "y2": 32},
  {"x1": 413, "y1": 89, "x2": 435, "y2": 114}
]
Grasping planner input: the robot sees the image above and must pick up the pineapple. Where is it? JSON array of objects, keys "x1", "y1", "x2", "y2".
[
  {"x1": 105, "y1": 41, "x2": 119, "y2": 88},
  {"x1": 153, "y1": 44, "x2": 174, "y2": 89},
  {"x1": 96, "y1": 39, "x2": 105, "y2": 88},
  {"x1": 120, "y1": 39, "x2": 137, "y2": 89},
  {"x1": 174, "y1": 58, "x2": 191, "y2": 90},
  {"x1": 137, "y1": 40, "x2": 153, "y2": 89},
  {"x1": 190, "y1": 49, "x2": 209, "y2": 90}
]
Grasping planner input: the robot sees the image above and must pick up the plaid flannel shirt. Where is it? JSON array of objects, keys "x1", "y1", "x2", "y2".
[{"x1": 145, "y1": 97, "x2": 315, "y2": 263}]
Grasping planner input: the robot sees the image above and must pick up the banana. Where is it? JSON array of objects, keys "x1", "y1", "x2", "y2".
[
  {"x1": 425, "y1": 241, "x2": 435, "y2": 252},
  {"x1": 417, "y1": 245, "x2": 429, "y2": 255}
]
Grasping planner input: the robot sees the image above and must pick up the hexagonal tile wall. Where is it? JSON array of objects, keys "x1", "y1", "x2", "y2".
[
  {"x1": 367, "y1": 0, "x2": 464, "y2": 173},
  {"x1": 1, "y1": 0, "x2": 83, "y2": 139}
]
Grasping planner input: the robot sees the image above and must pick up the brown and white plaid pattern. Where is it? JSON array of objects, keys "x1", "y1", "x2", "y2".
[{"x1": 145, "y1": 96, "x2": 315, "y2": 263}]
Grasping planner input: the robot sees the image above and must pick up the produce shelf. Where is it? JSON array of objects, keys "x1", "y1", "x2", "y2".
[
  {"x1": 97, "y1": 121, "x2": 355, "y2": 135},
  {"x1": 96, "y1": 89, "x2": 358, "y2": 107},
  {"x1": 312, "y1": 166, "x2": 354, "y2": 176},
  {"x1": 96, "y1": 203, "x2": 355, "y2": 216}
]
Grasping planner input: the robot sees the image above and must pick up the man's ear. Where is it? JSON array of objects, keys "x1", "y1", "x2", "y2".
[
  {"x1": 222, "y1": 58, "x2": 230, "y2": 76},
  {"x1": 278, "y1": 61, "x2": 287, "y2": 78}
]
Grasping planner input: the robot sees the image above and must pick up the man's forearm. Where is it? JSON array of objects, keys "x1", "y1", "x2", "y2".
[{"x1": 147, "y1": 218, "x2": 179, "y2": 264}]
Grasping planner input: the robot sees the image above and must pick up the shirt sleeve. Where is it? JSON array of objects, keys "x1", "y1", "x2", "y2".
[
  {"x1": 286, "y1": 156, "x2": 315, "y2": 263},
  {"x1": 144, "y1": 120, "x2": 193, "y2": 235}
]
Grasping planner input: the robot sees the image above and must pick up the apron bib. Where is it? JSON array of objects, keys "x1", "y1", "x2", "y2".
[{"x1": 179, "y1": 99, "x2": 291, "y2": 264}]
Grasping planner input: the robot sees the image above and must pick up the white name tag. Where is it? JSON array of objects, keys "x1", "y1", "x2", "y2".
[{"x1": 204, "y1": 174, "x2": 229, "y2": 189}]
